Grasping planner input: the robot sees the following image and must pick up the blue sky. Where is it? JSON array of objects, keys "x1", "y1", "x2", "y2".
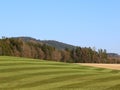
[{"x1": 0, "y1": 0, "x2": 120, "y2": 54}]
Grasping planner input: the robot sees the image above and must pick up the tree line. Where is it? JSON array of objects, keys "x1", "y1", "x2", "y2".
[{"x1": 0, "y1": 38, "x2": 119, "y2": 63}]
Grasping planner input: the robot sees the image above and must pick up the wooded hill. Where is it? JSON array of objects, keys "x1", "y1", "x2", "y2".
[
  {"x1": 0, "y1": 37, "x2": 119, "y2": 63},
  {"x1": 15, "y1": 37, "x2": 75, "y2": 50}
]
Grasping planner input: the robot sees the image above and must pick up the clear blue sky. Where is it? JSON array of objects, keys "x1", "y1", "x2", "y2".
[{"x1": 0, "y1": 0, "x2": 120, "y2": 54}]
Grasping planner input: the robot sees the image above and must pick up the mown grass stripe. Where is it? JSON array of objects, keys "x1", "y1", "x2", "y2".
[
  {"x1": 15, "y1": 74, "x2": 93, "y2": 88},
  {"x1": 0, "y1": 70, "x2": 83, "y2": 84},
  {"x1": 0, "y1": 65, "x2": 78, "y2": 70},
  {"x1": 0, "y1": 66, "x2": 78, "y2": 73},
  {"x1": 106, "y1": 84, "x2": 120, "y2": 90},
  {"x1": 25, "y1": 74, "x2": 105, "y2": 90},
  {"x1": 0, "y1": 62, "x2": 69, "y2": 66},
  {"x1": 0, "y1": 72, "x2": 91, "y2": 90},
  {"x1": 58, "y1": 74, "x2": 120, "y2": 89},
  {"x1": 0, "y1": 56, "x2": 120, "y2": 90},
  {"x1": 3, "y1": 73, "x2": 98, "y2": 90},
  {"x1": 13, "y1": 73, "x2": 116, "y2": 90}
]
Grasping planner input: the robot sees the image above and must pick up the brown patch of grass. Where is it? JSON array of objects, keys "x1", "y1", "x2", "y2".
[{"x1": 78, "y1": 63, "x2": 120, "y2": 70}]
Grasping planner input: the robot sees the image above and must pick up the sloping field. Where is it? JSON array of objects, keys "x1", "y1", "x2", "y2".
[
  {"x1": 0, "y1": 56, "x2": 120, "y2": 90},
  {"x1": 79, "y1": 63, "x2": 120, "y2": 70}
]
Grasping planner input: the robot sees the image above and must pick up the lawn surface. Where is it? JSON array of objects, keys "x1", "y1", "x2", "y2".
[{"x1": 0, "y1": 56, "x2": 120, "y2": 90}]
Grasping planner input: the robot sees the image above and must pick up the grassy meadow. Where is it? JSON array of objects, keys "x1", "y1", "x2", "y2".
[{"x1": 0, "y1": 56, "x2": 120, "y2": 90}]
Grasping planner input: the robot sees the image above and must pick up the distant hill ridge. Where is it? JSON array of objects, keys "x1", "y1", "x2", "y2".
[
  {"x1": 15, "y1": 37, "x2": 76, "y2": 50},
  {"x1": 41, "y1": 40, "x2": 75, "y2": 50},
  {"x1": 107, "y1": 53, "x2": 120, "y2": 57}
]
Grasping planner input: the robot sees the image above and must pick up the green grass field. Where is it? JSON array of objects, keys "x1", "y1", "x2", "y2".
[{"x1": 0, "y1": 56, "x2": 120, "y2": 90}]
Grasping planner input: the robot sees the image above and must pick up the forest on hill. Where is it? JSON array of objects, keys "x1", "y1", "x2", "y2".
[
  {"x1": 15, "y1": 37, "x2": 75, "y2": 50},
  {"x1": 0, "y1": 37, "x2": 119, "y2": 63}
]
